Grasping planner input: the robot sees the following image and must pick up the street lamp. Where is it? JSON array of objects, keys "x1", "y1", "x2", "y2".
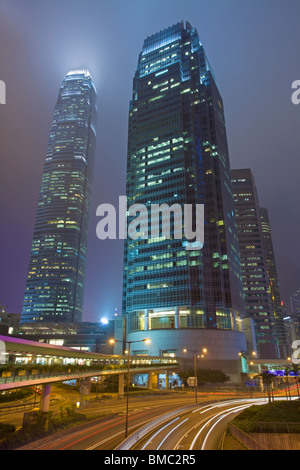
[
  {"x1": 183, "y1": 347, "x2": 207, "y2": 403},
  {"x1": 109, "y1": 338, "x2": 151, "y2": 438}
]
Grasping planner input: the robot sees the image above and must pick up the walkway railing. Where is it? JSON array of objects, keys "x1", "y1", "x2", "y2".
[{"x1": 0, "y1": 363, "x2": 178, "y2": 389}]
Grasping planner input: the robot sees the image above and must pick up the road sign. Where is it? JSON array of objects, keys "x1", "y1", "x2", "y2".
[
  {"x1": 188, "y1": 377, "x2": 197, "y2": 387},
  {"x1": 245, "y1": 380, "x2": 257, "y2": 387}
]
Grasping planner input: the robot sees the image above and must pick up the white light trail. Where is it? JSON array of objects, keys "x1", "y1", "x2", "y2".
[
  {"x1": 190, "y1": 402, "x2": 257, "y2": 450},
  {"x1": 156, "y1": 418, "x2": 189, "y2": 450},
  {"x1": 201, "y1": 404, "x2": 252, "y2": 450},
  {"x1": 141, "y1": 417, "x2": 179, "y2": 450}
]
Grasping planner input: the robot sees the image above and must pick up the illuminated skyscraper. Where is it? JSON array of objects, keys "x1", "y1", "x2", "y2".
[
  {"x1": 260, "y1": 207, "x2": 287, "y2": 356},
  {"x1": 290, "y1": 288, "x2": 300, "y2": 342},
  {"x1": 21, "y1": 70, "x2": 97, "y2": 323},
  {"x1": 121, "y1": 22, "x2": 247, "y2": 376},
  {"x1": 231, "y1": 169, "x2": 279, "y2": 358}
]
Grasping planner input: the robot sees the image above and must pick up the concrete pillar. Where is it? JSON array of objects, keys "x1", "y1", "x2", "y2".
[
  {"x1": 148, "y1": 372, "x2": 152, "y2": 389},
  {"x1": 175, "y1": 307, "x2": 179, "y2": 329},
  {"x1": 79, "y1": 377, "x2": 91, "y2": 397},
  {"x1": 144, "y1": 309, "x2": 149, "y2": 331},
  {"x1": 151, "y1": 372, "x2": 158, "y2": 389},
  {"x1": 40, "y1": 384, "x2": 51, "y2": 413},
  {"x1": 231, "y1": 309, "x2": 237, "y2": 331},
  {"x1": 45, "y1": 356, "x2": 52, "y2": 366},
  {"x1": 165, "y1": 371, "x2": 169, "y2": 390},
  {"x1": 119, "y1": 373, "x2": 125, "y2": 398}
]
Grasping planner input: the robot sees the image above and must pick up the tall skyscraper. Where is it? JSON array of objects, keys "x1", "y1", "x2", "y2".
[
  {"x1": 290, "y1": 288, "x2": 300, "y2": 341},
  {"x1": 121, "y1": 22, "x2": 247, "y2": 376},
  {"x1": 21, "y1": 70, "x2": 97, "y2": 324},
  {"x1": 231, "y1": 169, "x2": 279, "y2": 358},
  {"x1": 260, "y1": 207, "x2": 287, "y2": 356},
  {"x1": 290, "y1": 288, "x2": 300, "y2": 316}
]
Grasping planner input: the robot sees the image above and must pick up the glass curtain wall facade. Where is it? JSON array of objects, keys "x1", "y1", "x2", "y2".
[
  {"x1": 290, "y1": 288, "x2": 300, "y2": 342},
  {"x1": 231, "y1": 169, "x2": 279, "y2": 358},
  {"x1": 21, "y1": 70, "x2": 97, "y2": 324},
  {"x1": 260, "y1": 207, "x2": 287, "y2": 356},
  {"x1": 122, "y1": 22, "x2": 245, "y2": 337}
]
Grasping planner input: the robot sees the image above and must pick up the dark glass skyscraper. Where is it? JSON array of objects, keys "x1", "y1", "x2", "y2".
[
  {"x1": 290, "y1": 288, "x2": 300, "y2": 344},
  {"x1": 260, "y1": 207, "x2": 287, "y2": 356},
  {"x1": 21, "y1": 70, "x2": 97, "y2": 324},
  {"x1": 122, "y1": 22, "x2": 245, "y2": 357},
  {"x1": 231, "y1": 169, "x2": 279, "y2": 358}
]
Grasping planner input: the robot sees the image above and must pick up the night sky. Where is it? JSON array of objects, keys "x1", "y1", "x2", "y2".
[{"x1": 0, "y1": 0, "x2": 299, "y2": 323}]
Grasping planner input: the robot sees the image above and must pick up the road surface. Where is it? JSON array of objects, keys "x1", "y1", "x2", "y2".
[{"x1": 131, "y1": 398, "x2": 268, "y2": 450}]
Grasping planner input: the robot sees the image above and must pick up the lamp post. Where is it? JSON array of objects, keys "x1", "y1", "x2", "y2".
[
  {"x1": 109, "y1": 338, "x2": 150, "y2": 438},
  {"x1": 183, "y1": 347, "x2": 207, "y2": 403}
]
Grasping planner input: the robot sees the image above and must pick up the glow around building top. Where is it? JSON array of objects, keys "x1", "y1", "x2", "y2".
[{"x1": 66, "y1": 69, "x2": 92, "y2": 77}]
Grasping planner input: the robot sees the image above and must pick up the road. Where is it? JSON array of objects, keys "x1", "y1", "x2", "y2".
[
  {"x1": 25, "y1": 395, "x2": 267, "y2": 450},
  {"x1": 2, "y1": 388, "x2": 292, "y2": 450},
  {"x1": 131, "y1": 398, "x2": 268, "y2": 450},
  {"x1": 0, "y1": 386, "x2": 80, "y2": 428},
  {"x1": 32, "y1": 395, "x2": 204, "y2": 450}
]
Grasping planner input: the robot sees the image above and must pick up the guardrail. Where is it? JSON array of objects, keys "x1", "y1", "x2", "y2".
[{"x1": 0, "y1": 401, "x2": 37, "y2": 413}]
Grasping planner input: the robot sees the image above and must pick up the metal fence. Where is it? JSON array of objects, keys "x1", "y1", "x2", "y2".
[
  {"x1": 233, "y1": 420, "x2": 300, "y2": 434},
  {"x1": 229, "y1": 423, "x2": 266, "y2": 450}
]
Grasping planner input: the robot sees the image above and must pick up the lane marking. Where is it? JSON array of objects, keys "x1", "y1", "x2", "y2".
[
  {"x1": 201, "y1": 404, "x2": 251, "y2": 450},
  {"x1": 43, "y1": 407, "x2": 162, "y2": 450},
  {"x1": 156, "y1": 418, "x2": 189, "y2": 450},
  {"x1": 190, "y1": 404, "x2": 253, "y2": 450},
  {"x1": 141, "y1": 418, "x2": 180, "y2": 450},
  {"x1": 174, "y1": 399, "x2": 256, "y2": 450}
]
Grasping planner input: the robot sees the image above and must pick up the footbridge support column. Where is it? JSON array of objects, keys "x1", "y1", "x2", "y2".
[
  {"x1": 148, "y1": 371, "x2": 158, "y2": 389},
  {"x1": 40, "y1": 383, "x2": 52, "y2": 413},
  {"x1": 119, "y1": 373, "x2": 125, "y2": 398},
  {"x1": 165, "y1": 371, "x2": 169, "y2": 390}
]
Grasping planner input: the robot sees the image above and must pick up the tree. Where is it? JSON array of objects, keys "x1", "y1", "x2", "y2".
[
  {"x1": 284, "y1": 367, "x2": 292, "y2": 401},
  {"x1": 254, "y1": 371, "x2": 276, "y2": 403},
  {"x1": 291, "y1": 363, "x2": 300, "y2": 399}
]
